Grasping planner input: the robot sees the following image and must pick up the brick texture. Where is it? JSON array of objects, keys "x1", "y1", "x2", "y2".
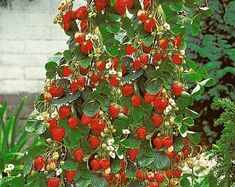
[{"x1": 0, "y1": 0, "x2": 85, "y2": 94}]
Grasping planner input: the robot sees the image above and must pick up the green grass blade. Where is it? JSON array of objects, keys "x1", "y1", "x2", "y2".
[{"x1": 0, "y1": 101, "x2": 9, "y2": 153}]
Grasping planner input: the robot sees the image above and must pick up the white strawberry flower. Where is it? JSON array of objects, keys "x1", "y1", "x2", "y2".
[
  {"x1": 163, "y1": 22, "x2": 171, "y2": 30},
  {"x1": 107, "y1": 146, "x2": 114, "y2": 151},
  {"x1": 109, "y1": 69, "x2": 117, "y2": 75},
  {"x1": 85, "y1": 33, "x2": 92, "y2": 40},
  {"x1": 169, "y1": 98, "x2": 176, "y2": 106},
  {"x1": 109, "y1": 151, "x2": 116, "y2": 159},
  {"x1": 118, "y1": 154, "x2": 124, "y2": 159},
  {"x1": 56, "y1": 168, "x2": 62, "y2": 176},
  {"x1": 107, "y1": 138, "x2": 114, "y2": 146},
  {"x1": 36, "y1": 115, "x2": 44, "y2": 121},
  {"x1": 106, "y1": 62, "x2": 112, "y2": 69},
  {"x1": 122, "y1": 129, "x2": 130, "y2": 135}
]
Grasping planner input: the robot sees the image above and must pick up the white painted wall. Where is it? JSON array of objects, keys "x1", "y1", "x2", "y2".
[{"x1": 0, "y1": 0, "x2": 85, "y2": 94}]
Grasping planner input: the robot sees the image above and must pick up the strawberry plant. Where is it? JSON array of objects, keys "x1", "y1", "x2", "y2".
[{"x1": 23, "y1": 0, "x2": 213, "y2": 186}]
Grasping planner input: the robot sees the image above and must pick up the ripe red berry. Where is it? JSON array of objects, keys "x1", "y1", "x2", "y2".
[
  {"x1": 172, "y1": 82, "x2": 183, "y2": 96},
  {"x1": 174, "y1": 35, "x2": 182, "y2": 48},
  {"x1": 172, "y1": 54, "x2": 183, "y2": 65},
  {"x1": 95, "y1": 60, "x2": 106, "y2": 71},
  {"x1": 58, "y1": 105, "x2": 71, "y2": 119},
  {"x1": 127, "y1": 148, "x2": 139, "y2": 160},
  {"x1": 153, "y1": 52, "x2": 163, "y2": 61},
  {"x1": 112, "y1": 56, "x2": 119, "y2": 69},
  {"x1": 51, "y1": 126, "x2": 66, "y2": 142},
  {"x1": 142, "y1": 43, "x2": 152, "y2": 53},
  {"x1": 173, "y1": 169, "x2": 182, "y2": 178},
  {"x1": 144, "y1": 18, "x2": 156, "y2": 33},
  {"x1": 126, "y1": 0, "x2": 134, "y2": 9},
  {"x1": 183, "y1": 148, "x2": 189, "y2": 159},
  {"x1": 108, "y1": 104, "x2": 120, "y2": 118},
  {"x1": 95, "y1": 0, "x2": 107, "y2": 12},
  {"x1": 100, "y1": 159, "x2": 110, "y2": 169},
  {"x1": 80, "y1": 40, "x2": 93, "y2": 54},
  {"x1": 159, "y1": 38, "x2": 168, "y2": 49},
  {"x1": 81, "y1": 113, "x2": 92, "y2": 125},
  {"x1": 165, "y1": 170, "x2": 173, "y2": 179},
  {"x1": 144, "y1": 92, "x2": 155, "y2": 104},
  {"x1": 136, "y1": 127, "x2": 147, "y2": 140},
  {"x1": 75, "y1": 6, "x2": 88, "y2": 20},
  {"x1": 140, "y1": 55, "x2": 149, "y2": 65},
  {"x1": 135, "y1": 170, "x2": 145, "y2": 180},
  {"x1": 90, "y1": 159, "x2": 101, "y2": 171},
  {"x1": 62, "y1": 66, "x2": 72, "y2": 77},
  {"x1": 48, "y1": 86, "x2": 64, "y2": 98},
  {"x1": 151, "y1": 114, "x2": 163, "y2": 127},
  {"x1": 47, "y1": 177, "x2": 60, "y2": 187},
  {"x1": 76, "y1": 76, "x2": 86, "y2": 87},
  {"x1": 167, "y1": 151, "x2": 175, "y2": 159},
  {"x1": 143, "y1": 0, "x2": 151, "y2": 10},
  {"x1": 153, "y1": 137, "x2": 163, "y2": 150},
  {"x1": 80, "y1": 20, "x2": 88, "y2": 32},
  {"x1": 65, "y1": 170, "x2": 76, "y2": 183},
  {"x1": 137, "y1": 10, "x2": 149, "y2": 22},
  {"x1": 88, "y1": 136, "x2": 100, "y2": 149},
  {"x1": 74, "y1": 32, "x2": 85, "y2": 44},
  {"x1": 122, "y1": 63, "x2": 127, "y2": 75},
  {"x1": 155, "y1": 172, "x2": 164, "y2": 183},
  {"x1": 133, "y1": 58, "x2": 141, "y2": 70},
  {"x1": 149, "y1": 182, "x2": 159, "y2": 187},
  {"x1": 73, "y1": 148, "x2": 84, "y2": 162},
  {"x1": 131, "y1": 95, "x2": 142, "y2": 107},
  {"x1": 163, "y1": 137, "x2": 173, "y2": 148},
  {"x1": 125, "y1": 44, "x2": 135, "y2": 55},
  {"x1": 70, "y1": 81, "x2": 79, "y2": 93},
  {"x1": 68, "y1": 116, "x2": 79, "y2": 129},
  {"x1": 109, "y1": 76, "x2": 120, "y2": 87},
  {"x1": 34, "y1": 156, "x2": 44, "y2": 170},
  {"x1": 103, "y1": 173, "x2": 113, "y2": 181},
  {"x1": 114, "y1": 0, "x2": 127, "y2": 15},
  {"x1": 123, "y1": 105, "x2": 129, "y2": 116},
  {"x1": 79, "y1": 66, "x2": 89, "y2": 75},
  {"x1": 49, "y1": 118, "x2": 58, "y2": 131},
  {"x1": 121, "y1": 84, "x2": 134, "y2": 97}
]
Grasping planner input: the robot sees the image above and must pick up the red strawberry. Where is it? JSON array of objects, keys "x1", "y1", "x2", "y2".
[
  {"x1": 172, "y1": 82, "x2": 183, "y2": 96},
  {"x1": 90, "y1": 73, "x2": 100, "y2": 83},
  {"x1": 131, "y1": 95, "x2": 142, "y2": 107},
  {"x1": 155, "y1": 172, "x2": 164, "y2": 183},
  {"x1": 126, "y1": 0, "x2": 134, "y2": 9},
  {"x1": 153, "y1": 52, "x2": 163, "y2": 62},
  {"x1": 34, "y1": 156, "x2": 44, "y2": 170},
  {"x1": 146, "y1": 174, "x2": 155, "y2": 182},
  {"x1": 127, "y1": 148, "x2": 139, "y2": 160},
  {"x1": 65, "y1": 170, "x2": 76, "y2": 183},
  {"x1": 101, "y1": 159, "x2": 110, "y2": 169},
  {"x1": 109, "y1": 76, "x2": 120, "y2": 87},
  {"x1": 59, "y1": 106, "x2": 71, "y2": 119},
  {"x1": 90, "y1": 159, "x2": 101, "y2": 171},
  {"x1": 114, "y1": 0, "x2": 127, "y2": 15},
  {"x1": 47, "y1": 178, "x2": 60, "y2": 187},
  {"x1": 159, "y1": 38, "x2": 168, "y2": 49},
  {"x1": 133, "y1": 59, "x2": 142, "y2": 70},
  {"x1": 109, "y1": 104, "x2": 120, "y2": 118},
  {"x1": 73, "y1": 148, "x2": 84, "y2": 162},
  {"x1": 125, "y1": 44, "x2": 135, "y2": 55},
  {"x1": 52, "y1": 127, "x2": 66, "y2": 142},
  {"x1": 140, "y1": 55, "x2": 149, "y2": 65},
  {"x1": 161, "y1": 98, "x2": 169, "y2": 108},
  {"x1": 112, "y1": 57, "x2": 119, "y2": 69},
  {"x1": 121, "y1": 84, "x2": 134, "y2": 97},
  {"x1": 122, "y1": 63, "x2": 127, "y2": 75},
  {"x1": 183, "y1": 148, "x2": 188, "y2": 159},
  {"x1": 68, "y1": 116, "x2": 79, "y2": 129},
  {"x1": 80, "y1": 20, "x2": 88, "y2": 32},
  {"x1": 103, "y1": 173, "x2": 113, "y2": 181},
  {"x1": 149, "y1": 183, "x2": 159, "y2": 187},
  {"x1": 135, "y1": 170, "x2": 145, "y2": 180},
  {"x1": 137, "y1": 10, "x2": 149, "y2": 22},
  {"x1": 95, "y1": 60, "x2": 106, "y2": 71},
  {"x1": 136, "y1": 127, "x2": 147, "y2": 140},
  {"x1": 144, "y1": 92, "x2": 155, "y2": 104},
  {"x1": 165, "y1": 170, "x2": 172, "y2": 179},
  {"x1": 76, "y1": 76, "x2": 86, "y2": 87},
  {"x1": 167, "y1": 151, "x2": 175, "y2": 159},
  {"x1": 173, "y1": 169, "x2": 182, "y2": 178},
  {"x1": 70, "y1": 81, "x2": 79, "y2": 93},
  {"x1": 49, "y1": 118, "x2": 58, "y2": 131},
  {"x1": 79, "y1": 66, "x2": 89, "y2": 75},
  {"x1": 143, "y1": 0, "x2": 151, "y2": 9},
  {"x1": 174, "y1": 35, "x2": 182, "y2": 48},
  {"x1": 142, "y1": 43, "x2": 152, "y2": 53},
  {"x1": 123, "y1": 105, "x2": 129, "y2": 116},
  {"x1": 151, "y1": 114, "x2": 163, "y2": 127},
  {"x1": 80, "y1": 40, "x2": 93, "y2": 54},
  {"x1": 75, "y1": 6, "x2": 88, "y2": 20},
  {"x1": 48, "y1": 86, "x2": 64, "y2": 98},
  {"x1": 144, "y1": 18, "x2": 156, "y2": 33},
  {"x1": 172, "y1": 54, "x2": 183, "y2": 65},
  {"x1": 153, "y1": 137, "x2": 163, "y2": 150},
  {"x1": 163, "y1": 137, "x2": 173, "y2": 148},
  {"x1": 88, "y1": 136, "x2": 100, "y2": 149},
  {"x1": 95, "y1": 0, "x2": 107, "y2": 12},
  {"x1": 74, "y1": 32, "x2": 85, "y2": 44},
  {"x1": 81, "y1": 113, "x2": 92, "y2": 125},
  {"x1": 62, "y1": 66, "x2": 72, "y2": 77}
]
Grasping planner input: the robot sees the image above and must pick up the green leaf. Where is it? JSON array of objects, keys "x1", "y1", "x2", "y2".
[
  {"x1": 51, "y1": 91, "x2": 81, "y2": 105},
  {"x1": 145, "y1": 78, "x2": 163, "y2": 94},
  {"x1": 122, "y1": 138, "x2": 140, "y2": 149},
  {"x1": 91, "y1": 174, "x2": 108, "y2": 187},
  {"x1": 121, "y1": 17, "x2": 135, "y2": 38},
  {"x1": 63, "y1": 50, "x2": 72, "y2": 60},
  {"x1": 138, "y1": 156, "x2": 154, "y2": 167},
  {"x1": 75, "y1": 179, "x2": 91, "y2": 187},
  {"x1": 191, "y1": 14, "x2": 202, "y2": 36},
  {"x1": 174, "y1": 115, "x2": 183, "y2": 124},
  {"x1": 45, "y1": 61, "x2": 57, "y2": 71},
  {"x1": 224, "y1": 1, "x2": 235, "y2": 26},
  {"x1": 111, "y1": 159, "x2": 121, "y2": 173},
  {"x1": 183, "y1": 117, "x2": 194, "y2": 126},
  {"x1": 61, "y1": 159, "x2": 78, "y2": 170},
  {"x1": 122, "y1": 69, "x2": 144, "y2": 83},
  {"x1": 188, "y1": 132, "x2": 201, "y2": 145},
  {"x1": 82, "y1": 100, "x2": 100, "y2": 117},
  {"x1": 153, "y1": 151, "x2": 171, "y2": 170},
  {"x1": 178, "y1": 123, "x2": 188, "y2": 137},
  {"x1": 173, "y1": 136, "x2": 184, "y2": 152},
  {"x1": 34, "y1": 121, "x2": 46, "y2": 135}
]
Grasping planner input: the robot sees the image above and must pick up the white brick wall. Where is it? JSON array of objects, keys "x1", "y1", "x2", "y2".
[{"x1": 0, "y1": 0, "x2": 85, "y2": 94}]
